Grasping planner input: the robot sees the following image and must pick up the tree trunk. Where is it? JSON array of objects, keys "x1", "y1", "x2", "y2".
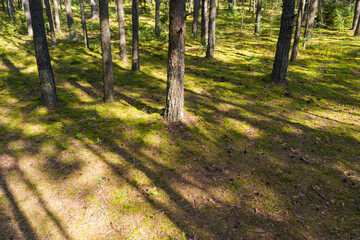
[
  {"x1": 7, "y1": 0, "x2": 14, "y2": 24},
  {"x1": 228, "y1": 0, "x2": 232, "y2": 11},
  {"x1": 352, "y1": 0, "x2": 360, "y2": 30},
  {"x1": 1, "y1": 0, "x2": 5, "y2": 11},
  {"x1": 90, "y1": 0, "x2": 98, "y2": 19},
  {"x1": 240, "y1": 0, "x2": 244, "y2": 33},
  {"x1": 155, "y1": 0, "x2": 161, "y2": 35},
  {"x1": 132, "y1": 0, "x2": 140, "y2": 71},
  {"x1": 99, "y1": 0, "x2": 114, "y2": 103},
  {"x1": 290, "y1": 0, "x2": 305, "y2": 62},
  {"x1": 79, "y1": 0, "x2": 89, "y2": 48},
  {"x1": 192, "y1": 0, "x2": 200, "y2": 38},
  {"x1": 53, "y1": 0, "x2": 62, "y2": 34},
  {"x1": 254, "y1": 0, "x2": 262, "y2": 34},
  {"x1": 303, "y1": 0, "x2": 318, "y2": 43},
  {"x1": 164, "y1": 0, "x2": 186, "y2": 122},
  {"x1": 355, "y1": 15, "x2": 360, "y2": 36},
  {"x1": 206, "y1": 0, "x2": 216, "y2": 59},
  {"x1": 44, "y1": 0, "x2": 57, "y2": 47},
  {"x1": 271, "y1": 0, "x2": 296, "y2": 84},
  {"x1": 22, "y1": 0, "x2": 33, "y2": 36},
  {"x1": 201, "y1": 0, "x2": 208, "y2": 44},
  {"x1": 116, "y1": 0, "x2": 127, "y2": 62},
  {"x1": 65, "y1": 0, "x2": 74, "y2": 36},
  {"x1": 29, "y1": 0, "x2": 58, "y2": 106},
  {"x1": 252, "y1": 0, "x2": 255, "y2": 19}
]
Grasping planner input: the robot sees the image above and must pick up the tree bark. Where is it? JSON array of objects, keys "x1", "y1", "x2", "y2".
[
  {"x1": 303, "y1": 0, "x2": 318, "y2": 42},
  {"x1": 201, "y1": 0, "x2": 208, "y2": 44},
  {"x1": 271, "y1": 0, "x2": 296, "y2": 84},
  {"x1": 192, "y1": 0, "x2": 200, "y2": 38},
  {"x1": 29, "y1": 0, "x2": 58, "y2": 106},
  {"x1": 44, "y1": 0, "x2": 57, "y2": 47},
  {"x1": 116, "y1": 0, "x2": 127, "y2": 62},
  {"x1": 79, "y1": 0, "x2": 89, "y2": 48},
  {"x1": 132, "y1": 0, "x2": 140, "y2": 71},
  {"x1": 164, "y1": 0, "x2": 186, "y2": 122},
  {"x1": 290, "y1": 0, "x2": 305, "y2": 62},
  {"x1": 206, "y1": 0, "x2": 216, "y2": 59},
  {"x1": 252, "y1": 0, "x2": 255, "y2": 19},
  {"x1": 99, "y1": 0, "x2": 114, "y2": 103},
  {"x1": 254, "y1": 0, "x2": 262, "y2": 35},
  {"x1": 53, "y1": 0, "x2": 62, "y2": 34},
  {"x1": 22, "y1": 0, "x2": 33, "y2": 36},
  {"x1": 90, "y1": 0, "x2": 99, "y2": 19},
  {"x1": 7, "y1": 0, "x2": 14, "y2": 24},
  {"x1": 155, "y1": 0, "x2": 161, "y2": 35},
  {"x1": 352, "y1": 0, "x2": 360, "y2": 30},
  {"x1": 1, "y1": 0, "x2": 5, "y2": 11},
  {"x1": 355, "y1": 15, "x2": 360, "y2": 36},
  {"x1": 65, "y1": 0, "x2": 74, "y2": 36}
]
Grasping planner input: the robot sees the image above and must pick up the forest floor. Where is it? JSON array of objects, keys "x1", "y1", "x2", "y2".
[{"x1": 0, "y1": 3, "x2": 360, "y2": 240}]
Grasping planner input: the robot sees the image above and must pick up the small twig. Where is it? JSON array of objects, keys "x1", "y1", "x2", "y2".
[
  {"x1": 185, "y1": 12, "x2": 194, "y2": 17},
  {"x1": 110, "y1": 221, "x2": 121, "y2": 232},
  {"x1": 311, "y1": 185, "x2": 326, "y2": 200}
]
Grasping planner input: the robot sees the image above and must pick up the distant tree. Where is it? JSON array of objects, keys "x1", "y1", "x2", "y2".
[
  {"x1": 22, "y1": 0, "x2": 33, "y2": 36},
  {"x1": 164, "y1": 0, "x2": 186, "y2": 122},
  {"x1": 116, "y1": 0, "x2": 127, "y2": 62},
  {"x1": 1, "y1": 0, "x2": 5, "y2": 11},
  {"x1": 155, "y1": 0, "x2": 161, "y2": 35},
  {"x1": 132, "y1": 0, "x2": 140, "y2": 71},
  {"x1": 228, "y1": 0, "x2": 236, "y2": 11},
  {"x1": 252, "y1": 0, "x2": 255, "y2": 19},
  {"x1": 53, "y1": 0, "x2": 62, "y2": 34},
  {"x1": 29, "y1": 0, "x2": 58, "y2": 106},
  {"x1": 255, "y1": 0, "x2": 262, "y2": 35},
  {"x1": 44, "y1": 0, "x2": 57, "y2": 47},
  {"x1": 201, "y1": 0, "x2": 208, "y2": 44},
  {"x1": 352, "y1": 0, "x2": 360, "y2": 30},
  {"x1": 99, "y1": 0, "x2": 114, "y2": 102},
  {"x1": 7, "y1": 0, "x2": 14, "y2": 24},
  {"x1": 206, "y1": 0, "x2": 216, "y2": 59},
  {"x1": 290, "y1": 0, "x2": 305, "y2": 62},
  {"x1": 91, "y1": 0, "x2": 99, "y2": 19},
  {"x1": 79, "y1": 0, "x2": 89, "y2": 48},
  {"x1": 271, "y1": 0, "x2": 296, "y2": 84},
  {"x1": 65, "y1": 0, "x2": 74, "y2": 36},
  {"x1": 303, "y1": 0, "x2": 318, "y2": 46},
  {"x1": 192, "y1": 0, "x2": 200, "y2": 38}
]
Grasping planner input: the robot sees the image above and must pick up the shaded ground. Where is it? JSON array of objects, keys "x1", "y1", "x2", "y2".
[{"x1": 0, "y1": 2, "x2": 360, "y2": 240}]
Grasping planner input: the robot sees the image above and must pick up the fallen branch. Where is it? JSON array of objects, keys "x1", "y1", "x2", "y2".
[{"x1": 311, "y1": 185, "x2": 326, "y2": 200}]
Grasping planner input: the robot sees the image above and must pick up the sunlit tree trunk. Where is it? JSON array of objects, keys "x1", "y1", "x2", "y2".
[
  {"x1": 201, "y1": 0, "x2": 208, "y2": 44},
  {"x1": 164, "y1": 0, "x2": 186, "y2": 122},
  {"x1": 132, "y1": 0, "x2": 140, "y2": 71},
  {"x1": 206, "y1": 0, "x2": 216, "y2": 59},
  {"x1": 303, "y1": 0, "x2": 318, "y2": 46},
  {"x1": 254, "y1": 0, "x2": 262, "y2": 35},
  {"x1": 272, "y1": 0, "x2": 296, "y2": 84},
  {"x1": 79, "y1": 0, "x2": 89, "y2": 48},
  {"x1": 116, "y1": 0, "x2": 127, "y2": 62},
  {"x1": 22, "y1": 0, "x2": 32, "y2": 36},
  {"x1": 7, "y1": 0, "x2": 14, "y2": 24},
  {"x1": 155, "y1": 0, "x2": 161, "y2": 35},
  {"x1": 290, "y1": 0, "x2": 305, "y2": 62},
  {"x1": 99, "y1": 0, "x2": 114, "y2": 103},
  {"x1": 29, "y1": 0, "x2": 58, "y2": 106},
  {"x1": 91, "y1": 0, "x2": 99, "y2": 19},
  {"x1": 352, "y1": 0, "x2": 360, "y2": 30},
  {"x1": 53, "y1": 0, "x2": 62, "y2": 34},
  {"x1": 65, "y1": 0, "x2": 74, "y2": 36},
  {"x1": 44, "y1": 0, "x2": 57, "y2": 47},
  {"x1": 192, "y1": 0, "x2": 200, "y2": 38}
]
